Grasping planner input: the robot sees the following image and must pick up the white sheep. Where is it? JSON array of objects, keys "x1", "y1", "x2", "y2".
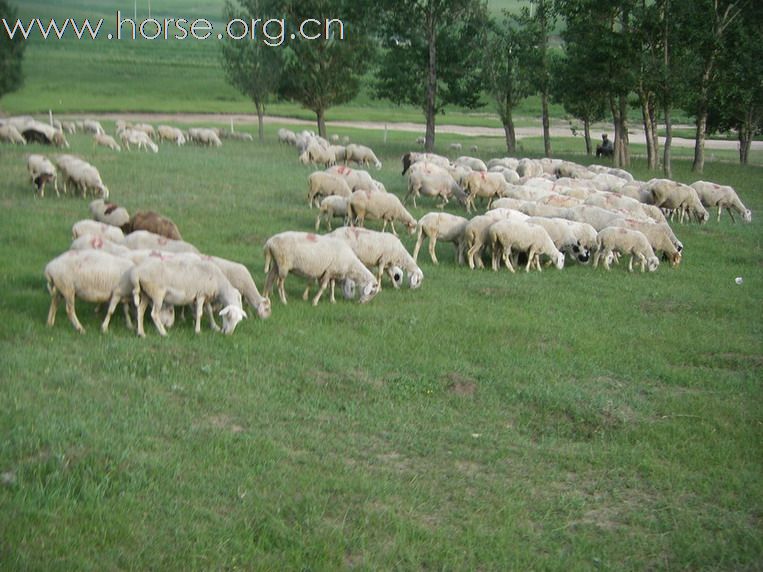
[
  {"x1": 401, "y1": 151, "x2": 451, "y2": 175},
  {"x1": 690, "y1": 181, "x2": 752, "y2": 223},
  {"x1": 345, "y1": 144, "x2": 382, "y2": 170},
  {"x1": 448, "y1": 142, "x2": 462, "y2": 153},
  {"x1": 119, "y1": 128, "x2": 158, "y2": 152},
  {"x1": 0, "y1": 124, "x2": 26, "y2": 145},
  {"x1": 70, "y1": 233, "x2": 131, "y2": 256},
  {"x1": 93, "y1": 133, "x2": 121, "y2": 152},
  {"x1": 187, "y1": 128, "x2": 222, "y2": 148},
  {"x1": 60, "y1": 159, "x2": 109, "y2": 199},
  {"x1": 489, "y1": 219, "x2": 565, "y2": 273},
  {"x1": 565, "y1": 205, "x2": 628, "y2": 231},
  {"x1": 72, "y1": 219, "x2": 126, "y2": 244},
  {"x1": 609, "y1": 218, "x2": 682, "y2": 266},
  {"x1": 200, "y1": 255, "x2": 271, "y2": 320},
  {"x1": 463, "y1": 208, "x2": 529, "y2": 269},
  {"x1": 157, "y1": 125, "x2": 186, "y2": 145},
  {"x1": 453, "y1": 156, "x2": 488, "y2": 172},
  {"x1": 123, "y1": 230, "x2": 199, "y2": 254},
  {"x1": 44, "y1": 249, "x2": 142, "y2": 334},
  {"x1": 325, "y1": 165, "x2": 382, "y2": 192},
  {"x1": 405, "y1": 161, "x2": 467, "y2": 208},
  {"x1": 645, "y1": 178, "x2": 709, "y2": 224},
  {"x1": 488, "y1": 165, "x2": 521, "y2": 185},
  {"x1": 277, "y1": 128, "x2": 298, "y2": 145},
  {"x1": 594, "y1": 226, "x2": 660, "y2": 272},
  {"x1": 330, "y1": 145, "x2": 346, "y2": 163},
  {"x1": 130, "y1": 254, "x2": 246, "y2": 336},
  {"x1": 463, "y1": 171, "x2": 508, "y2": 213},
  {"x1": 89, "y1": 198, "x2": 130, "y2": 229},
  {"x1": 526, "y1": 217, "x2": 595, "y2": 264},
  {"x1": 487, "y1": 157, "x2": 519, "y2": 170},
  {"x1": 315, "y1": 196, "x2": 349, "y2": 231},
  {"x1": 132, "y1": 123, "x2": 156, "y2": 139},
  {"x1": 82, "y1": 119, "x2": 105, "y2": 135},
  {"x1": 516, "y1": 158, "x2": 545, "y2": 178},
  {"x1": 307, "y1": 171, "x2": 352, "y2": 208},
  {"x1": 299, "y1": 140, "x2": 336, "y2": 167},
  {"x1": 328, "y1": 226, "x2": 423, "y2": 290},
  {"x1": 26, "y1": 154, "x2": 58, "y2": 198},
  {"x1": 348, "y1": 190, "x2": 417, "y2": 236},
  {"x1": 262, "y1": 231, "x2": 380, "y2": 306},
  {"x1": 412, "y1": 212, "x2": 469, "y2": 265}
]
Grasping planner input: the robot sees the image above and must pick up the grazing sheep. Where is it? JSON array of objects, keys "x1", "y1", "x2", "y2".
[
  {"x1": 124, "y1": 230, "x2": 199, "y2": 254},
  {"x1": 61, "y1": 121, "x2": 77, "y2": 134},
  {"x1": 555, "y1": 161, "x2": 594, "y2": 180},
  {"x1": 89, "y1": 198, "x2": 130, "y2": 229},
  {"x1": 307, "y1": 171, "x2": 352, "y2": 208},
  {"x1": 0, "y1": 124, "x2": 26, "y2": 145},
  {"x1": 157, "y1": 125, "x2": 186, "y2": 145},
  {"x1": 120, "y1": 128, "x2": 159, "y2": 153},
  {"x1": 488, "y1": 165, "x2": 521, "y2": 185},
  {"x1": 416, "y1": 136, "x2": 426, "y2": 146},
  {"x1": 82, "y1": 119, "x2": 106, "y2": 135},
  {"x1": 594, "y1": 227, "x2": 659, "y2": 272},
  {"x1": 130, "y1": 254, "x2": 246, "y2": 336},
  {"x1": 59, "y1": 159, "x2": 109, "y2": 199},
  {"x1": 487, "y1": 157, "x2": 519, "y2": 170},
  {"x1": 188, "y1": 128, "x2": 222, "y2": 147},
  {"x1": 328, "y1": 227, "x2": 423, "y2": 290},
  {"x1": 128, "y1": 210, "x2": 183, "y2": 240},
  {"x1": 565, "y1": 205, "x2": 628, "y2": 231},
  {"x1": 645, "y1": 179, "x2": 709, "y2": 224},
  {"x1": 463, "y1": 171, "x2": 508, "y2": 213},
  {"x1": 526, "y1": 217, "x2": 594, "y2": 264},
  {"x1": 329, "y1": 145, "x2": 347, "y2": 163},
  {"x1": 470, "y1": 144, "x2": 479, "y2": 153},
  {"x1": 70, "y1": 233, "x2": 131, "y2": 256},
  {"x1": 132, "y1": 123, "x2": 156, "y2": 139},
  {"x1": 6, "y1": 118, "x2": 68, "y2": 147},
  {"x1": 299, "y1": 140, "x2": 336, "y2": 167},
  {"x1": 690, "y1": 181, "x2": 752, "y2": 223},
  {"x1": 348, "y1": 190, "x2": 417, "y2": 236},
  {"x1": 583, "y1": 192, "x2": 655, "y2": 222},
  {"x1": 463, "y1": 208, "x2": 529, "y2": 269},
  {"x1": 93, "y1": 133, "x2": 122, "y2": 152},
  {"x1": 201, "y1": 255, "x2": 271, "y2": 320},
  {"x1": 345, "y1": 144, "x2": 382, "y2": 170},
  {"x1": 489, "y1": 219, "x2": 565, "y2": 273},
  {"x1": 72, "y1": 219, "x2": 126, "y2": 244},
  {"x1": 405, "y1": 161, "x2": 467, "y2": 208},
  {"x1": 401, "y1": 151, "x2": 451, "y2": 175},
  {"x1": 44, "y1": 249, "x2": 138, "y2": 333},
  {"x1": 315, "y1": 196, "x2": 349, "y2": 231},
  {"x1": 609, "y1": 218, "x2": 682, "y2": 266},
  {"x1": 454, "y1": 156, "x2": 488, "y2": 172},
  {"x1": 277, "y1": 128, "x2": 298, "y2": 145},
  {"x1": 516, "y1": 158, "x2": 545, "y2": 178},
  {"x1": 26, "y1": 154, "x2": 58, "y2": 198},
  {"x1": 413, "y1": 212, "x2": 469, "y2": 265},
  {"x1": 448, "y1": 142, "x2": 462, "y2": 153},
  {"x1": 263, "y1": 231, "x2": 380, "y2": 306},
  {"x1": 325, "y1": 165, "x2": 384, "y2": 192}
]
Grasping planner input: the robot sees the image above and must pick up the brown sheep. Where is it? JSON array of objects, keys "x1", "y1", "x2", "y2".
[{"x1": 126, "y1": 211, "x2": 183, "y2": 240}]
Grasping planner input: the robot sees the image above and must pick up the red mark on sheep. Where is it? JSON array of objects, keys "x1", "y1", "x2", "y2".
[
  {"x1": 306, "y1": 233, "x2": 319, "y2": 242},
  {"x1": 104, "y1": 204, "x2": 118, "y2": 215},
  {"x1": 91, "y1": 236, "x2": 103, "y2": 249},
  {"x1": 158, "y1": 237, "x2": 168, "y2": 245}
]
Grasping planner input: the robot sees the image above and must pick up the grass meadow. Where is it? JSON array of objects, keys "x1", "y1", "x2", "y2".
[{"x1": 0, "y1": 121, "x2": 761, "y2": 569}]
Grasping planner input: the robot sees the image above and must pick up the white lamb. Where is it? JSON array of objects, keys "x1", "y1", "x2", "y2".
[
  {"x1": 89, "y1": 198, "x2": 130, "y2": 229},
  {"x1": 345, "y1": 144, "x2": 382, "y2": 170},
  {"x1": 315, "y1": 196, "x2": 349, "y2": 231},
  {"x1": 263, "y1": 231, "x2": 380, "y2": 306},
  {"x1": 463, "y1": 208, "x2": 529, "y2": 269},
  {"x1": 82, "y1": 119, "x2": 105, "y2": 135},
  {"x1": 488, "y1": 219, "x2": 565, "y2": 272},
  {"x1": 277, "y1": 128, "x2": 297, "y2": 145},
  {"x1": 405, "y1": 161, "x2": 467, "y2": 208},
  {"x1": 157, "y1": 125, "x2": 186, "y2": 145},
  {"x1": 26, "y1": 154, "x2": 58, "y2": 198},
  {"x1": 130, "y1": 254, "x2": 246, "y2": 336},
  {"x1": 463, "y1": 171, "x2": 508, "y2": 213},
  {"x1": 412, "y1": 212, "x2": 469, "y2": 265},
  {"x1": 120, "y1": 128, "x2": 159, "y2": 153},
  {"x1": 44, "y1": 249, "x2": 141, "y2": 334},
  {"x1": 487, "y1": 157, "x2": 519, "y2": 170},
  {"x1": 123, "y1": 230, "x2": 199, "y2": 254},
  {"x1": 72, "y1": 219, "x2": 125, "y2": 244},
  {"x1": 307, "y1": 171, "x2": 352, "y2": 208},
  {"x1": 188, "y1": 128, "x2": 222, "y2": 147},
  {"x1": 93, "y1": 133, "x2": 121, "y2": 152},
  {"x1": 348, "y1": 190, "x2": 417, "y2": 236},
  {"x1": 328, "y1": 227, "x2": 423, "y2": 290},
  {"x1": 299, "y1": 140, "x2": 336, "y2": 167},
  {"x1": 609, "y1": 218, "x2": 682, "y2": 266},
  {"x1": 645, "y1": 179, "x2": 709, "y2": 224},
  {"x1": 594, "y1": 226, "x2": 660, "y2": 272},
  {"x1": 0, "y1": 124, "x2": 26, "y2": 145},
  {"x1": 690, "y1": 181, "x2": 752, "y2": 223}
]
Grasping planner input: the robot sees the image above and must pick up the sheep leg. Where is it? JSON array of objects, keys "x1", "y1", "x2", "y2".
[
  {"x1": 121, "y1": 301, "x2": 134, "y2": 330},
  {"x1": 389, "y1": 220, "x2": 399, "y2": 237},
  {"x1": 428, "y1": 236, "x2": 439, "y2": 265},
  {"x1": 312, "y1": 274, "x2": 331, "y2": 306},
  {"x1": 63, "y1": 293, "x2": 85, "y2": 334},
  {"x1": 135, "y1": 294, "x2": 149, "y2": 337},
  {"x1": 467, "y1": 243, "x2": 479, "y2": 270},
  {"x1": 717, "y1": 206, "x2": 723, "y2": 222},
  {"x1": 628, "y1": 254, "x2": 635, "y2": 272},
  {"x1": 525, "y1": 249, "x2": 535, "y2": 272},
  {"x1": 100, "y1": 293, "x2": 121, "y2": 333},
  {"x1": 277, "y1": 275, "x2": 288, "y2": 305},
  {"x1": 47, "y1": 287, "x2": 61, "y2": 327},
  {"x1": 727, "y1": 208, "x2": 736, "y2": 223},
  {"x1": 502, "y1": 248, "x2": 516, "y2": 273},
  {"x1": 491, "y1": 244, "x2": 501, "y2": 271},
  {"x1": 193, "y1": 298, "x2": 205, "y2": 334},
  {"x1": 302, "y1": 281, "x2": 312, "y2": 301},
  {"x1": 412, "y1": 229, "x2": 425, "y2": 263},
  {"x1": 329, "y1": 279, "x2": 337, "y2": 303},
  {"x1": 204, "y1": 302, "x2": 221, "y2": 332},
  {"x1": 149, "y1": 296, "x2": 169, "y2": 336}
]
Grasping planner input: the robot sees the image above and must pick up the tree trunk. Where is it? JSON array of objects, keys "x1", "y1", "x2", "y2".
[
  {"x1": 611, "y1": 95, "x2": 629, "y2": 168},
  {"x1": 693, "y1": 110, "x2": 707, "y2": 173},
  {"x1": 256, "y1": 101, "x2": 265, "y2": 142},
  {"x1": 583, "y1": 118, "x2": 591, "y2": 155},
  {"x1": 424, "y1": 6, "x2": 437, "y2": 153},
  {"x1": 316, "y1": 108, "x2": 327, "y2": 139},
  {"x1": 502, "y1": 109, "x2": 517, "y2": 154},
  {"x1": 663, "y1": 104, "x2": 673, "y2": 179},
  {"x1": 641, "y1": 90, "x2": 656, "y2": 170},
  {"x1": 541, "y1": 91, "x2": 552, "y2": 157},
  {"x1": 739, "y1": 113, "x2": 751, "y2": 165}
]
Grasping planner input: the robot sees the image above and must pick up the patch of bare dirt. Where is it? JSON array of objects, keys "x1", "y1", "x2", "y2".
[{"x1": 445, "y1": 372, "x2": 478, "y2": 396}]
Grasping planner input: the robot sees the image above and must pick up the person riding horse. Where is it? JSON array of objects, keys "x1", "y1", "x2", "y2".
[{"x1": 596, "y1": 134, "x2": 614, "y2": 158}]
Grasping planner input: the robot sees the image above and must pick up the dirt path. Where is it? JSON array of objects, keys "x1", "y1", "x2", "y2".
[{"x1": 84, "y1": 111, "x2": 759, "y2": 151}]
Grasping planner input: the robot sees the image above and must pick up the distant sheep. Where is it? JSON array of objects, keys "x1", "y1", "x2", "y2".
[
  {"x1": 93, "y1": 133, "x2": 121, "y2": 152},
  {"x1": 645, "y1": 178, "x2": 709, "y2": 224},
  {"x1": 188, "y1": 128, "x2": 222, "y2": 147},
  {"x1": 690, "y1": 181, "x2": 751, "y2": 223},
  {"x1": 345, "y1": 144, "x2": 382, "y2": 170},
  {"x1": 157, "y1": 125, "x2": 187, "y2": 145},
  {"x1": 463, "y1": 171, "x2": 508, "y2": 213},
  {"x1": 120, "y1": 128, "x2": 159, "y2": 153},
  {"x1": 72, "y1": 219, "x2": 126, "y2": 244},
  {"x1": 325, "y1": 165, "x2": 383, "y2": 192},
  {"x1": 26, "y1": 154, "x2": 58, "y2": 198},
  {"x1": 89, "y1": 198, "x2": 130, "y2": 229},
  {"x1": 405, "y1": 161, "x2": 467, "y2": 208},
  {"x1": 489, "y1": 219, "x2": 565, "y2": 272},
  {"x1": 124, "y1": 230, "x2": 199, "y2": 254},
  {"x1": 0, "y1": 124, "x2": 26, "y2": 145},
  {"x1": 307, "y1": 171, "x2": 352, "y2": 208}
]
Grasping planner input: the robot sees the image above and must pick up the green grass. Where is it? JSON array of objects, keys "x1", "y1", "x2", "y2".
[{"x1": 0, "y1": 121, "x2": 761, "y2": 569}]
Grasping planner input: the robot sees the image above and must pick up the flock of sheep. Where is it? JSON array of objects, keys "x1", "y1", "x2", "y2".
[{"x1": 2, "y1": 117, "x2": 754, "y2": 337}]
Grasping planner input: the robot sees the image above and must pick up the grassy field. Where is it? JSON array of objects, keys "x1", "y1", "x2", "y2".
[{"x1": 0, "y1": 121, "x2": 761, "y2": 569}]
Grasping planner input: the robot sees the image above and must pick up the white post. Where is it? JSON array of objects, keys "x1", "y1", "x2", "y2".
[
  {"x1": 49, "y1": 110, "x2": 54, "y2": 127},
  {"x1": 384, "y1": 124, "x2": 388, "y2": 145},
  {"x1": 230, "y1": 118, "x2": 234, "y2": 133}
]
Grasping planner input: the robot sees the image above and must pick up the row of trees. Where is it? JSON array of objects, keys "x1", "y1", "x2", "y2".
[{"x1": 222, "y1": 0, "x2": 760, "y2": 174}]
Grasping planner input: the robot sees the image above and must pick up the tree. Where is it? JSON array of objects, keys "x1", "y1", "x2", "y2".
[
  {"x1": 483, "y1": 14, "x2": 533, "y2": 154},
  {"x1": 707, "y1": 1, "x2": 762, "y2": 165},
  {"x1": 220, "y1": 0, "x2": 283, "y2": 141},
  {"x1": 376, "y1": 0, "x2": 487, "y2": 152},
  {"x1": 278, "y1": 0, "x2": 376, "y2": 138},
  {"x1": 0, "y1": 0, "x2": 25, "y2": 102},
  {"x1": 550, "y1": 40, "x2": 607, "y2": 155}
]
